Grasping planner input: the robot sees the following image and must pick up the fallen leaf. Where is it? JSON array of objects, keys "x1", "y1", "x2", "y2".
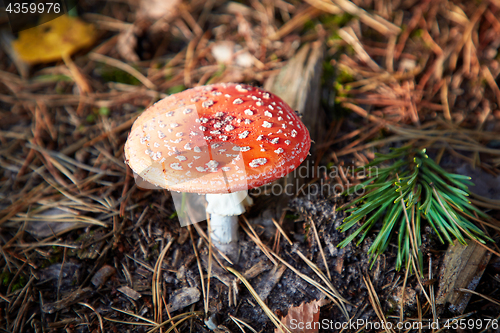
[
  {"x1": 276, "y1": 299, "x2": 327, "y2": 333},
  {"x1": 12, "y1": 14, "x2": 95, "y2": 64},
  {"x1": 167, "y1": 287, "x2": 200, "y2": 312}
]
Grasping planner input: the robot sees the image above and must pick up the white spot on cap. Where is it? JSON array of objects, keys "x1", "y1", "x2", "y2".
[
  {"x1": 196, "y1": 166, "x2": 207, "y2": 172},
  {"x1": 193, "y1": 156, "x2": 201, "y2": 159},
  {"x1": 274, "y1": 148, "x2": 284, "y2": 154},
  {"x1": 171, "y1": 123, "x2": 179, "y2": 128},
  {"x1": 240, "y1": 146, "x2": 251, "y2": 152},
  {"x1": 265, "y1": 111, "x2": 273, "y2": 117},
  {"x1": 166, "y1": 111, "x2": 174, "y2": 117},
  {"x1": 257, "y1": 135, "x2": 264, "y2": 141},
  {"x1": 152, "y1": 152, "x2": 162, "y2": 160},
  {"x1": 211, "y1": 143, "x2": 221, "y2": 148},
  {"x1": 233, "y1": 98, "x2": 243, "y2": 104},
  {"x1": 225, "y1": 125, "x2": 235, "y2": 131},
  {"x1": 175, "y1": 155, "x2": 187, "y2": 161},
  {"x1": 199, "y1": 126, "x2": 207, "y2": 131},
  {"x1": 291, "y1": 130, "x2": 297, "y2": 137},
  {"x1": 204, "y1": 136, "x2": 212, "y2": 140},
  {"x1": 268, "y1": 105, "x2": 274, "y2": 110},
  {"x1": 215, "y1": 112, "x2": 224, "y2": 117},
  {"x1": 271, "y1": 138, "x2": 279, "y2": 144},
  {"x1": 232, "y1": 146, "x2": 251, "y2": 152},
  {"x1": 212, "y1": 91, "x2": 222, "y2": 96},
  {"x1": 190, "y1": 131, "x2": 199, "y2": 136},
  {"x1": 154, "y1": 142, "x2": 160, "y2": 148},
  {"x1": 176, "y1": 132, "x2": 184, "y2": 137},
  {"x1": 244, "y1": 109, "x2": 253, "y2": 115},
  {"x1": 285, "y1": 140, "x2": 291, "y2": 145},
  {"x1": 214, "y1": 122, "x2": 223, "y2": 128},
  {"x1": 263, "y1": 92, "x2": 270, "y2": 99},
  {"x1": 206, "y1": 160, "x2": 219, "y2": 169},
  {"x1": 256, "y1": 101, "x2": 263, "y2": 106},
  {"x1": 184, "y1": 143, "x2": 192, "y2": 150},
  {"x1": 222, "y1": 167, "x2": 231, "y2": 171},
  {"x1": 278, "y1": 116, "x2": 283, "y2": 121},
  {"x1": 249, "y1": 158, "x2": 268, "y2": 167},
  {"x1": 244, "y1": 119, "x2": 251, "y2": 124},
  {"x1": 236, "y1": 85, "x2": 248, "y2": 92},
  {"x1": 239, "y1": 131, "x2": 250, "y2": 139},
  {"x1": 194, "y1": 146, "x2": 201, "y2": 153},
  {"x1": 219, "y1": 135, "x2": 228, "y2": 141},
  {"x1": 262, "y1": 121, "x2": 272, "y2": 128},
  {"x1": 183, "y1": 108, "x2": 193, "y2": 114},
  {"x1": 171, "y1": 138, "x2": 182, "y2": 143},
  {"x1": 210, "y1": 130, "x2": 221, "y2": 135},
  {"x1": 202, "y1": 100, "x2": 214, "y2": 108},
  {"x1": 200, "y1": 118, "x2": 208, "y2": 123},
  {"x1": 170, "y1": 163, "x2": 183, "y2": 170}
]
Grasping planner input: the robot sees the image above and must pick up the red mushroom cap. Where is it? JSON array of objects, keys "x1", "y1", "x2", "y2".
[{"x1": 124, "y1": 83, "x2": 311, "y2": 194}]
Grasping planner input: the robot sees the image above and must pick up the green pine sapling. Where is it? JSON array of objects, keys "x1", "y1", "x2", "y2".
[{"x1": 337, "y1": 146, "x2": 491, "y2": 272}]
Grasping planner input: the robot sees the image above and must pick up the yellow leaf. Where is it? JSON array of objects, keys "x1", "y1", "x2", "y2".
[{"x1": 12, "y1": 14, "x2": 95, "y2": 64}]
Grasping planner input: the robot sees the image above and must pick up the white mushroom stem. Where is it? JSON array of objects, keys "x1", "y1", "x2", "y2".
[{"x1": 205, "y1": 191, "x2": 253, "y2": 260}]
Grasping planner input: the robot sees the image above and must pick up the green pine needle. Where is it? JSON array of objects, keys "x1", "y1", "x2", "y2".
[{"x1": 337, "y1": 146, "x2": 492, "y2": 272}]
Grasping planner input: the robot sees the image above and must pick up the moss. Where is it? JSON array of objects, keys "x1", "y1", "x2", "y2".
[
  {"x1": 336, "y1": 69, "x2": 354, "y2": 84},
  {"x1": 303, "y1": 19, "x2": 316, "y2": 32},
  {"x1": 206, "y1": 64, "x2": 226, "y2": 84},
  {"x1": 11, "y1": 275, "x2": 27, "y2": 292},
  {"x1": 97, "y1": 64, "x2": 141, "y2": 85},
  {"x1": 320, "y1": 12, "x2": 354, "y2": 28},
  {"x1": 34, "y1": 74, "x2": 72, "y2": 82},
  {"x1": 99, "y1": 106, "x2": 110, "y2": 117},
  {"x1": 0, "y1": 271, "x2": 11, "y2": 286},
  {"x1": 86, "y1": 114, "x2": 95, "y2": 123},
  {"x1": 167, "y1": 85, "x2": 186, "y2": 95}
]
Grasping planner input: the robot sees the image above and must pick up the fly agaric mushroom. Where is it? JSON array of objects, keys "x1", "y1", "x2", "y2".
[{"x1": 124, "y1": 83, "x2": 310, "y2": 260}]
